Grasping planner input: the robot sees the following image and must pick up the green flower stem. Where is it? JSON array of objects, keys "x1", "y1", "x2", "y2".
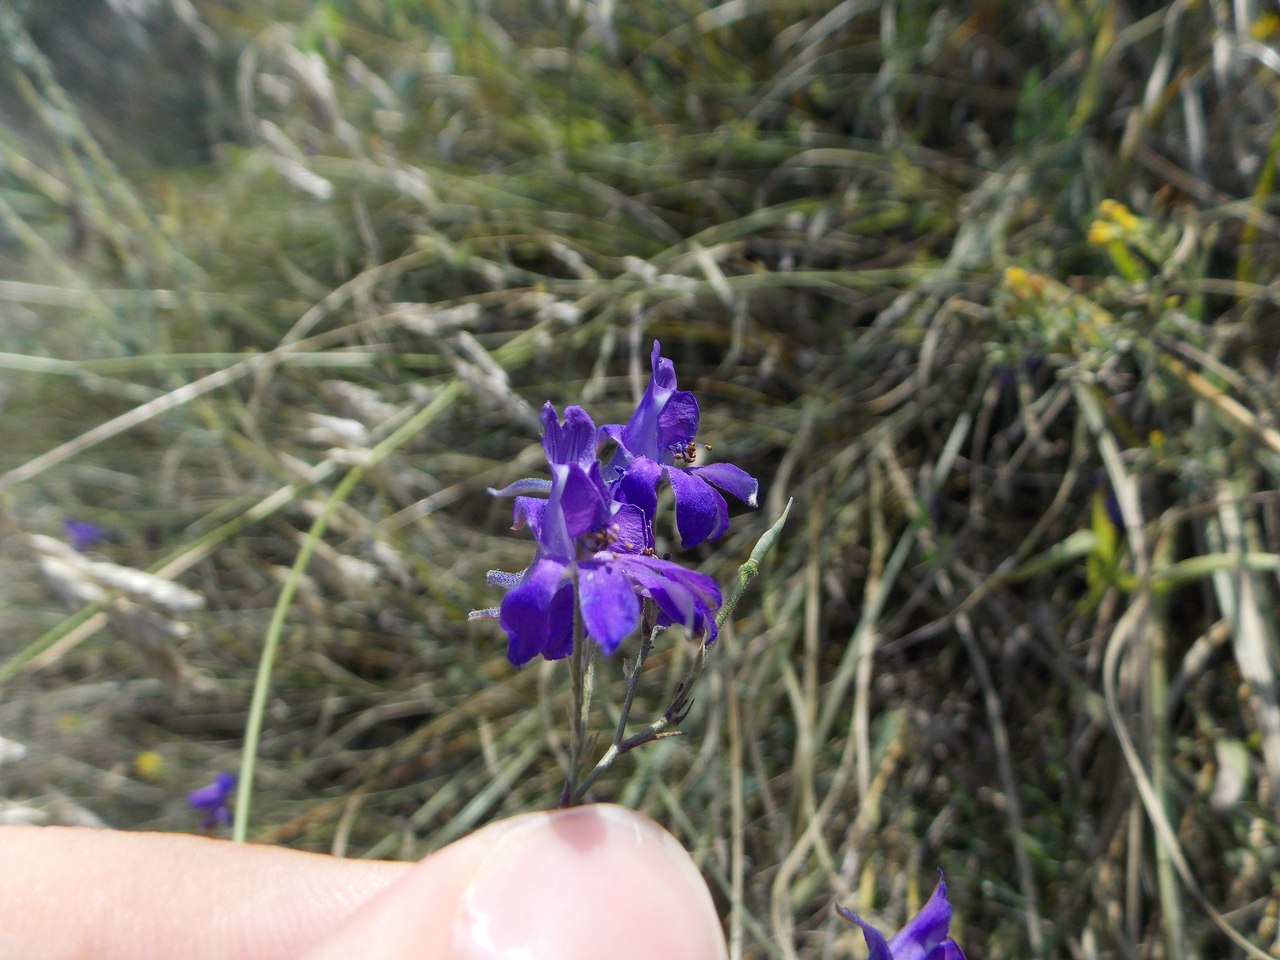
[
  {"x1": 718, "y1": 497, "x2": 793, "y2": 629},
  {"x1": 572, "y1": 614, "x2": 660, "y2": 803},
  {"x1": 560, "y1": 605, "x2": 590, "y2": 806},
  {"x1": 232, "y1": 379, "x2": 464, "y2": 843}
]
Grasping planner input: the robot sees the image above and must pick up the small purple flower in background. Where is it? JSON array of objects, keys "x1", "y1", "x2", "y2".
[
  {"x1": 187, "y1": 772, "x2": 236, "y2": 829},
  {"x1": 837, "y1": 874, "x2": 968, "y2": 960},
  {"x1": 474, "y1": 403, "x2": 723, "y2": 666},
  {"x1": 1089, "y1": 470, "x2": 1126, "y2": 533},
  {"x1": 602, "y1": 341, "x2": 758, "y2": 547},
  {"x1": 1102, "y1": 488, "x2": 1124, "y2": 531},
  {"x1": 62, "y1": 518, "x2": 107, "y2": 553}
]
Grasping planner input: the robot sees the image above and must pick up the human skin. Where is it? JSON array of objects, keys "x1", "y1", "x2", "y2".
[{"x1": 0, "y1": 804, "x2": 728, "y2": 960}]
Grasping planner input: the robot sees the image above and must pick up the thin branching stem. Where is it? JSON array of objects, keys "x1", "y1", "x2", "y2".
[
  {"x1": 571, "y1": 502, "x2": 792, "y2": 804},
  {"x1": 560, "y1": 605, "x2": 588, "y2": 807}
]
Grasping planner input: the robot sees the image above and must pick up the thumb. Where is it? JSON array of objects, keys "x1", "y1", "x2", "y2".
[{"x1": 305, "y1": 803, "x2": 727, "y2": 960}]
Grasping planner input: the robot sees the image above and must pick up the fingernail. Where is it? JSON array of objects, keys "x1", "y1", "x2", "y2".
[{"x1": 453, "y1": 804, "x2": 727, "y2": 960}]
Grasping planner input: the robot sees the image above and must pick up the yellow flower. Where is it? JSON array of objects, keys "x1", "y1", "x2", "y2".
[
  {"x1": 1003, "y1": 265, "x2": 1041, "y2": 298},
  {"x1": 134, "y1": 750, "x2": 165, "y2": 781},
  {"x1": 1088, "y1": 221, "x2": 1118, "y2": 246},
  {"x1": 1251, "y1": 12, "x2": 1280, "y2": 41},
  {"x1": 1098, "y1": 199, "x2": 1139, "y2": 231}
]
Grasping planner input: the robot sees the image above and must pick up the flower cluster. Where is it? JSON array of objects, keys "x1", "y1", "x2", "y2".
[
  {"x1": 187, "y1": 772, "x2": 236, "y2": 829},
  {"x1": 837, "y1": 874, "x2": 968, "y2": 960},
  {"x1": 472, "y1": 341, "x2": 758, "y2": 666}
]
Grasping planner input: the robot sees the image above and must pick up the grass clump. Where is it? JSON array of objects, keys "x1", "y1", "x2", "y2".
[{"x1": 2, "y1": 2, "x2": 1280, "y2": 957}]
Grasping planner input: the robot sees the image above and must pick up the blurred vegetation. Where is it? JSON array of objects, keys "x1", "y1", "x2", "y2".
[{"x1": 2, "y1": 1, "x2": 1280, "y2": 957}]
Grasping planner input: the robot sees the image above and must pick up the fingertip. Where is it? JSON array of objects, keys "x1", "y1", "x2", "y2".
[{"x1": 307, "y1": 805, "x2": 727, "y2": 960}]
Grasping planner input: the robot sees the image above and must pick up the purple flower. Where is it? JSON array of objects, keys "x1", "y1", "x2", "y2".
[
  {"x1": 187, "y1": 772, "x2": 236, "y2": 829},
  {"x1": 62, "y1": 518, "x2": 107, "y2": 552},
  {"x1": 475, "y1": 403, "x2": 722, "y2": 666},
  {"x1": 1102, "y1": 489, "x2": 1124, "y2": 531},
  {"x1": 602, "y1": 341, "x2": 758, "y2": 547},
  {"x1": 837, "y1": 875, "x2": 967, "y2": 960}
]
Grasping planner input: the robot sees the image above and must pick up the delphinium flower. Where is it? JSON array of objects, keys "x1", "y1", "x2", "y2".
[
  {"x1": 473, "y1": 402, "x2": 722, "y2": 666},
  {"x1": 837, "y1": 874, "x2": 968, "y2": 960},
  {"x1": 601, "y1": 341, "x2": 758, "y2": 548},
  {"x1": 61, "y1": 518, "x2": 107, "y2": 553},
  {"x1": 187, "y1": 772, "x2": 237, "y2": 829}
]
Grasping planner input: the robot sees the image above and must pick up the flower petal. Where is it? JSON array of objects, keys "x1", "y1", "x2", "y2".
[
  {"x1": 558, "y1": 463, "x2": 610, "y2": 539},
  {"x1": 615, "y1": 455, "x2": 662, "y2": 520},
  {"x1": 668, "y1": 467, "x2": 729, "y2": 546},
  {"x1": 541, "y1": 403, "x2": 597, "y2": 466},
  {"x1": 620, "y1": 342, "x2": 677, "y2": 460},
  {"x1": 607, "y1": 553, "x2": 721, "y2": 642},
  {"x1": 609, "y1": 502, "x2": 653, "y2": 554},
  {"x1": 500, "y1": 559, "x2": 569, "y2": 666},
  {"x1": 578, "y1": 560, "x2": 640, "y2": 655},
  {"x1": 887, "y1": 877, "x2": 952, "y2": 960},
  {"x1": 835, "y1": 906, "x2": 894, "y2": 960},
  {"x1": 928, "y1": 941, "x2": 968, "y2": 960},
  {"x1": 512, "y1": 497, "x2": 546, "y2": 537},
  {"x1": 649, "y1": 340, "x2": 677, "y2": 389},
  {"x1": 690, "y1": 462, "x2": 758, "y2": 508},
  {"x1": 542, "y1": 580, "x2": 575, "y2": 661},
  {"x1": 657, "y1": 390, "x2": 699, "y2": 450}
]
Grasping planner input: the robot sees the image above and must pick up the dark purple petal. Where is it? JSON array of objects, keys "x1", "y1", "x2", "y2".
[
  {"x1": 615, "y1": 455, "x2": 662, "y2": 520},
  {"x1": 835, "y1": 907, "x2": 894, "y2": 960},
  {"x1": 668, "y1": 468, "x2": 729, "y2": 546},
  {"x1": 558, "y1": 464, "x2": 610, "y2": 540},
  {"x1": 607, "y1": 553, "x2": 721, "y2": 641},
  {"x1": 578, "y1": 559, "x2": 640, "y2": 655},
  {"x1": 647, "y1": 556, "x2": 722, "y2": 610},
  {"x1": 606, "y1": 557, "x2": 692, "y2": 626},
  {"x1": 512, "y1": 497, "x2": 546, "y2": 538},
  {"x1": 929, "y1": 942, "x2": 967, "y2": 960},
  {"x1": 690, "y1": 462, "x2": 759, "y2": 508},
  {"x1": 62, "y1": 518, "x2": 107, "y2": 553},
  {"x1": 1103, "y1": 489, "x2": 1124, "y2": 531},
  {"x1": 688, "y1": 602, "x2": 719, "y2": 645},
  {"x1": 187, "y1": 772, "x2": 237, "y2": 829},
  {"x1": 542, "y1": 581, "x2": 576, "y2": 660},
  {"x1": 620, "y1": 342, "x2": 678, "y2": 461},
  {"x1": 888, "y1": 878, "x2": 952, "y2": 960},
  {"x1": 541, "y1": 403, "x2": 597, "y2": 466},
  {"x1": 500, "y1": 559, "x2": 570, "y2": 666},
  {"x1": 187, "y1": 772, "x2": 236, "y2": 808},
  {"x1": 657, "y1": 390, "x2": 699, "y2": 450},
  {"x1": 649, "y1": 340, "x2": 677, "y2": 389},
  {"x1": 838, "y1": 874, "x2": 966, "y2": 960},
  {"x1": 609, "y1": 502, "x2": 653, "y2": 554}
]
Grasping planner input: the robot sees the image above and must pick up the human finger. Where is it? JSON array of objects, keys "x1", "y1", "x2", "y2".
[
  {"x1": 306, "y1": 803, "x2": 728, "y2": 960},
  {"x1": 0, "y1": 824, "x2": 408, "y2": 960}
]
